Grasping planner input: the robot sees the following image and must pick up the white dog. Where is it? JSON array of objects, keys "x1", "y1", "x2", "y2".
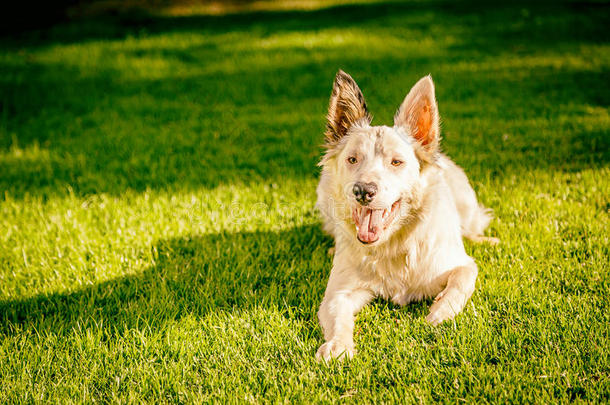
[{"x1": 315, "y1": 71, "x2": 498, "y2": 361}]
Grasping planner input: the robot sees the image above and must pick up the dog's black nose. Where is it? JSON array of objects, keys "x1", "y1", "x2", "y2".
[{"x1": 353, "y1": 182, "x2": 377, "y2": 205}]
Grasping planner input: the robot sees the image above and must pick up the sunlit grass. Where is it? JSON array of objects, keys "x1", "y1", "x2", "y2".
[
  {"x1": 0, "y1": 0, "x2": 609, "y2": 402},
  {"x1": 69, "y1": 0, "x2": 400, "y2": 18}
]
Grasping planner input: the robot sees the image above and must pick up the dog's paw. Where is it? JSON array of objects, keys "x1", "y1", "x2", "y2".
[
  {"x1": 316, "y1": 340, "x2": 355, "y2": 362},
  {"x1": 426, "y1": 288, "x2": 466, "y2": 326},
  {"x1": 467, "y1": 235, "x2": 500, "y2": 245},
  {"x1": 480, "y1": 236, "x2": 500, "y2": 245}
]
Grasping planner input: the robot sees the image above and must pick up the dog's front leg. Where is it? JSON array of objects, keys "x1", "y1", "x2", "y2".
[
  {"x1": 316, "y1": 270, "x2": 372, "y2": 362},
  {"x1": 426, "y1": 262, "x2": 478, "y2": 325}
]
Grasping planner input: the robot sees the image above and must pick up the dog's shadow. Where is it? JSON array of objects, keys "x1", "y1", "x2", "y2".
[{"x1": 1, "y1": 225, "x2": 333, "y2": 335}]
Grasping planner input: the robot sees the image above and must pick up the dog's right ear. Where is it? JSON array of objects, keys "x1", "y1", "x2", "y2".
[{"x1": 324, "y1": 70, "x2": 371, "y2": 146}]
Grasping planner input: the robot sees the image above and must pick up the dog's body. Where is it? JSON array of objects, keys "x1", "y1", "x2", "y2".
[{"x1": 315, "y1": 71, "x2": 497, "y2": 361}]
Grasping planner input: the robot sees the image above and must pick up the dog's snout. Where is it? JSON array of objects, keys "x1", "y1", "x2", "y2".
[{"x1": 352, "y1": 182, "x2": 377, "y2": 205}]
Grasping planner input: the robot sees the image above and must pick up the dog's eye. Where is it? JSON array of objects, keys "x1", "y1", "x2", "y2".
[
  {"x1": 391, "y1": 159, "x2": 403, "y2": 167},
  {"x1": 347, "y1": 156, "x2": 358, "y2": 164}
]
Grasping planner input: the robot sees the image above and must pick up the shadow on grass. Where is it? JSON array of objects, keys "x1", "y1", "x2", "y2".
[
  {"x1": 0, "y1": 0, "x2": 608, "y2": 198},
  {"x1": 1, "y1": 62, "x2": 606, "y2": 198},
  {"x1": 3, "y1": 1, "x2": 608, "y2": 47},
  {"x1": 0, "y1": 225, "x2": 333, "y2": 336}
]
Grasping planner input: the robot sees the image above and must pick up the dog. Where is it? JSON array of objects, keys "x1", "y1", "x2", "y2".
[{"x1": 315, "y1": 71, "x2": 498, "y2": 361}]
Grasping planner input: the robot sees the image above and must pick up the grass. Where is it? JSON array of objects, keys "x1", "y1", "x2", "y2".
[{"x1": 0, "y1": 0, "x2": 609, "y2": 402}]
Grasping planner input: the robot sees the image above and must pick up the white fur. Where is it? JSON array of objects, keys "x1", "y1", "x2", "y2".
[{"x1": 315, "y1": 74, "x2": 496, "y2": 361}]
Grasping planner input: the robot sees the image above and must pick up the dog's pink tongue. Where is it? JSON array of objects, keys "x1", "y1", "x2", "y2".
[{"x1": 357, "y1": 208, "x2": 383, "y2": 243}]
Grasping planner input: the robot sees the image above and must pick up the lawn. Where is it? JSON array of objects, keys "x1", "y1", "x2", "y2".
[{"x1": 0, "y1": 0, "x2": 609, "y2": 402}]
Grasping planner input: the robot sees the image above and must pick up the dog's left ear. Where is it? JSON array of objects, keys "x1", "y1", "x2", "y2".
[{"x1": 394, "y1": 75, "x2": 440, "y2": 157}]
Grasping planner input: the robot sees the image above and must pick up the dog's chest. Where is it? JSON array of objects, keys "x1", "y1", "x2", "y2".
[{"x1": 358, "y1": 252, "x2": 446, "y2": 305}]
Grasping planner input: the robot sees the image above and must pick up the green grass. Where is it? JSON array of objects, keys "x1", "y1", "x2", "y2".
[{"x1": 1, "y1": 0, "x2": 609, "y2": 402}]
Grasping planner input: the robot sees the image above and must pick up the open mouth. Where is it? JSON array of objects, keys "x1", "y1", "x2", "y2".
[{"x1": 352, "y1": 200, "x2": 401, "y2": 244}]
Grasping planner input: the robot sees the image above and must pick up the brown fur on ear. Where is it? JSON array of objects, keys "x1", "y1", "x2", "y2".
[
  {"x1": 394, "y1": 75, "x2": 440, "y2": 161},
  {"x1": 325, "y1": 70, "x2": 371, "y2": 147}
]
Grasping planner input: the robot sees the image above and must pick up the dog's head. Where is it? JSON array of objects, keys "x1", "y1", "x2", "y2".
[{"x1": 320, "y1": 70, "x2": 440, "y2": 246}]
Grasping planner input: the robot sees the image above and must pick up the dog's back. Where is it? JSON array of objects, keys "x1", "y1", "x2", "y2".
[{"x1": 439, "y1": 155, "x2": 498, "y2": 244}]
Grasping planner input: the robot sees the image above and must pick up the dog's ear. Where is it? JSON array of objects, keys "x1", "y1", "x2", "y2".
[
  {"x1": 325, "y1": 70, "x2": 371, "y2": 146},
  {"x1": 394, "y1": 75, "x2": 440, "y2": 157}
]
